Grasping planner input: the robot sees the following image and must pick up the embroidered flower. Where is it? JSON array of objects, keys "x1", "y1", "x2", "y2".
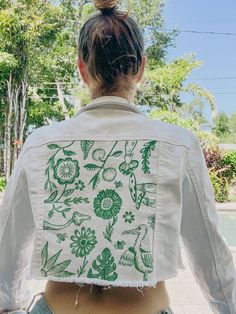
[
  {"x1": 114, "y1": 240, "x2": 126, "y2": 250},
  {"x1": 123, "y1": 211, "x2": 135, "y2": 224},
  {"x1": 54, "y1": 157, "x2": 80, "y2": 185},
  {"x1": 75, "y1": 179, "x2": 85, "y2": 191},
  {"x1": 70, "y1": 227, "x2": 97, "y2": 258},
  {"x1": 56, "y1": 233, "x2": 68, "y2": 244},
  {"x1": 147, "y1": 214, "x2": 155, "y2": 230},
  {"x1": 93, "y1": 189, "x2": 122, "y2": 219}
]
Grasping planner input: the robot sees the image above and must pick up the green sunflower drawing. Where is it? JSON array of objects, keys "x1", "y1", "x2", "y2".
[
  {"x1": 70, "y1": 227, "x2": 97, "y2": 258},
  {"x1": 93, "y1": 189, "x2": 122, "y2": 220}
]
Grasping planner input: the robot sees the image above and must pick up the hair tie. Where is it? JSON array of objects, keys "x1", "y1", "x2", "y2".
[{"x1": 100, "y1": 6, "x2": 116, "y2": 16}]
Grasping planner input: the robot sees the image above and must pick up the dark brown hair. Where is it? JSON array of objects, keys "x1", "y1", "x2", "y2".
[{"x1": 78, "y1": 0, "x2": 144, "y2": 94}]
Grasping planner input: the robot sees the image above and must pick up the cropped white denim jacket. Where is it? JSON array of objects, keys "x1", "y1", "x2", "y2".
[{"x1": 0, "y1": 96, "x2": 236, "y2": 313}]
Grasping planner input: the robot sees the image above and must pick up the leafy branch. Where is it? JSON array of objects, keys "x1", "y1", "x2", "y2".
[
  {"x1": 140, "y1": 140, "x2": 157, "y2": 174},
  {"x1": 103, "y1": 216, "x2": 118, "y2": 242}
]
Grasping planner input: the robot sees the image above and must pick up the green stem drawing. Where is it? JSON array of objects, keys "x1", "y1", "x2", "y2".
[
  {"x1": 77, "y1": 255, "x2": 88, "y2": 278},
  {"x1": 103, "y1": 216, "x2": 118, "y2": 242}
]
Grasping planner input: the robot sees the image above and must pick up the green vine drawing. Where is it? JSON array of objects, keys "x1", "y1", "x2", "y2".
[
  {"x1": 84, "y1": 141, "x2": 122, "y2": 189},
  {"x1": 80, "y1": 140, "x2": 94, "y2": 160},
  {"x1": 140, "y1": 140, "x2": 157, "y2": 174},
  {"x1": 87, "y1": 248, "x2": 118, "y2": 281},
  {"x1": 103, "y1": 216, "x2": 118, "y2": 242},
  {"x1": 41, "y1": 241, "x2": 75, "y2": 277},
  {"x1": 119, "y1": 224, "x2": 153, "y2": 281},
  {"x1": 43, "y1": 212, "x2": 91, "y2": 231}
]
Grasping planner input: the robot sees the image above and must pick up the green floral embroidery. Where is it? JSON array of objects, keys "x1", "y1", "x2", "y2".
[
  {"x1": 53, "y1": 157, "x2": 80, "y2": 185},
  {"x1": 81, "y1": 140, "x2": 94, "y2": 160},
  {"x1": 41, "y1": 241, "x2": 74, "y2": 277},
  {"x1": 43, "y1": 211, "x2": 91, "y2": 231},
  {"x1": 119, "y1": 224, "x2": 153, "y2": 281},
  {"x1": 56, "y1": 233, "x2": 68, "y2": 243},
  {"x1": 70, "y1": 227, "x2": 97, "y2": 257},
  {"x1": 147, "y1": 214, "x2": 156, "y2": 230},
  {"x1": 93, "y1": 189, "x2": 122, "y2": 220},
  {"x1": 103, "y1": 216, "x2": 118, "y2": 242},
  {"x1": 123, "y1": 211, "x2": 135, "y2": 224},
  {"x1": 87, "y1": 248, "x2": 118, "y2": 281},
  {"x1": 114, "y1": 240, "x2": 126, "y2": 250},
  {"x1": 140, "y1": 140, "x2": 157, "y2": 174},
  {"x1": 75, "y1": 179, "x2": 85, "y2": 191}
]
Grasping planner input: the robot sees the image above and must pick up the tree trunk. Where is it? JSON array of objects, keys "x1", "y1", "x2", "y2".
[{"x1": 56, "y1": 81, "x2": 69, "y2": 119}]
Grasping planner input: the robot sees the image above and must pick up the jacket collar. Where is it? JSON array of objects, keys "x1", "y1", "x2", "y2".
[{"x1": 75, "y1": 96, "x2": 147, "y2": 117}]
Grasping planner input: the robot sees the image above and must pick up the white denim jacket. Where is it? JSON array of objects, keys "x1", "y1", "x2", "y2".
[{"x1": 0, "y1": 96, "x2": 236, "y2": 313}]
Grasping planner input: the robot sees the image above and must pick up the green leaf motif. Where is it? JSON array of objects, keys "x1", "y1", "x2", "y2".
[
  {"x1": 44, "y1": 190, "x2": 58, "y2": 203},
  {"x1": 84, "y1": 163, "x2": 100, "y2": 171},
  {"x1": 62, "y1": 188, "x2": 75, "y2": 197},
  {"x1": 111, "y1": 150, "x2": 123, "y2": 157},
  {"x1": 41, "y1": 241, "x2": 75, "y2": 277},
  {"x1": 63, "y1": 149, "x2": 77, "y2": 156},
  {"x1": 140, "y1": 140, "x2": 157, "y2": 174},
  {"x1": 87, "y1": 248, "x2": 118, "y2": 281},
  {"x1": 47, "y1": 144, "x2": 60, "y2": 150},
  {"x1": 81, "y1": 140, "x2": 94, "y2": 160}
]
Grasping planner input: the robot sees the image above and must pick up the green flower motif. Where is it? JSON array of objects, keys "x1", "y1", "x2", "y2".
[
  {"x1": 75, "y1": 179, "x2": 85, "y2": 191},
  {"x1": 123, "y1": 211, "x2": 135, "y2": 224},
  {"x1": 147, "y1": 214, "x2": 155, "y2": 230},
  {"x1": 70, "y1": 227, "x2": 97, "y2": 257},
  {"x1": 54, "y1": 157, "x2": 80, "y2": 185},
  {"x1": 93, "y1": 189, "x2": 122, "y2": 220},
  {"x1": 114, "y1": 240, "x2": 126, "y2": 250}
]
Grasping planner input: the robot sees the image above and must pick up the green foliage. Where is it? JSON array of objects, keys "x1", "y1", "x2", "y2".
[
  {"x1": 212, "y1": 112, "x2": 236, "y2": 144},
  {"x1": 0, "y1": 176, "x2": 6, "y2": 192},
  {"x1": 208, "y1": 169, "x2": 229, "y2": 203},
  {"x1": 222, "y1": 151, "x2": 236, "y2": 183}
]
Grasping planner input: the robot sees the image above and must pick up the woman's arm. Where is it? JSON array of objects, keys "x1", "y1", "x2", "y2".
[
  {"x1": 0, "y1": 146, "x2": 35, "y2": 313},
  {"x1": 180, "y1": 133, "x2": 236, "y2": 314}
]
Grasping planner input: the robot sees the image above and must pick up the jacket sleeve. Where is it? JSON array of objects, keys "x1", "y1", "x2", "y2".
[
  {"x1": 180, "y1": 133, "x2": 236, "y2": 314},
  {"x1": 0, "y1": 144, "x2": 35, "y2": 312}
]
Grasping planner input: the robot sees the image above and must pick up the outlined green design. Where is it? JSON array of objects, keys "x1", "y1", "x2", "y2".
[
  {"x1": 103, "y1": 216, "x2": 118, "y2": 242},
  {"x1": 119, "y1": 224, "x2": 153, "y2": 281},
  {"x1": 45, "y1": 141, "x2": 75, "y2": 192},
  {"x1": 114, "y1": 240, "x2": 126, "y2": 250},
  {"x1": 119, "y1": 141, "x2": 139, "y2": 175},
  {"x1": 70, "y1": 227, "x2": 97, "y2": 258},
  {"x1": 56, "y1": 233, "x2": 68, "y2": 243},
  {"x1": 123, "y1": 211, "x2": 135, "y2": 224},
  {"x1": 41, "y1": 241, "x2": 75, "y2": 277},
  {"x1": 93, "y1": 189, "x2": 122, "y2": 219},
  {"x1": 84, "y1": 141, "x2": 121, "y2": 189},
  {"x1": 114, "y1": 180, "x2": 123, "y2": 188},
  {"x1": 147, "y1": 214, "x2": 156, "y2": 230},
  {"x1": 140, "y1": 140, "x2": 157, "y2": 174},
  {"x1": 80, "y1": 140, "x2": 94, "y2": 160},
  {"x1": 43, "y1": 212, "x2": 91, "y2": 231},
  {"x1": 53, "y1": 157, "x2": 80, "y2": 185},
  {"x1": 87, "y1": 248, "x2": 118, "y2": 281},
  {"x1": 75, "y1": 179, "x2": 85, "y2": 191}
]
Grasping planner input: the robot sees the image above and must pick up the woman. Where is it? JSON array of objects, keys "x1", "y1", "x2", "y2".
[{"x1": 0, "y1": 0, "x2": 236, "y2": 313}]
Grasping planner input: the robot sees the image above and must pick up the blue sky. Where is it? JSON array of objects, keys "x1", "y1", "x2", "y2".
[{"x1": 164, "y1": 0, "x2": 236, "y2": 122}]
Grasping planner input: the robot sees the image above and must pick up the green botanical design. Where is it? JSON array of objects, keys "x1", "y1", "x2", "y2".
[
  {"x1": 93, "y1": 189, "x2": 122, "y2": 220},
  {"x1": 41, "y1": 241, "x2": 74, "y2": 277},
  {"x1": 48, "y1": 204, "x2": 71, "y2": 219},
  {"x1": 56, "y1": 233, "x2": 68, "y2": 243},
  {"x1": 103, "y1": 216, "x2": 118, "y2": 242},
  {"x1": 119, "y1": 141, "x2": 139, "y2": 175},
  {"x1": 70, "y1": 227, "x2": 97, "y2": 258},
  {"x1": 140, "y1": 140, "x2": 157, "y2": 174},
  {"x1": 54, "y1": 157, "x2": 80, "y2": 185},
  {"x1": 45, "y1": 141, "x2": 75, "y2": 192},
  {"x1": 114, "y1": 180, "x2": 123, "y2": 188},
  {"x1": 114, "y1": 240, "x2": 126, "y2": 250},
  {"x1": 87, "y1": 248, "x2": 118, "y2": 281},
  {"x1": 80, "y1": 140, "x2": 94, "y2": 160},
  {"x1": 123, "y1": 211, "x2": 135, "y2": 224},
  {"x1": 147, "y1": 214, "x2": 156, "y2": 230},
  {"x1": 75, "y1": 179, "x2": 85, "y2": 191},
  {"x1": 84, "y1": 141, "x2": 122, "y2": 189},
  {"x1": 43, "y1": 212, "x2": 91, "y2": 231},
  {"x1": 129, "y1": 173, "x2": 157, "y2": 209},
  {"x1": 119, "y1": 224, "x2": 153, "y2": 281}
]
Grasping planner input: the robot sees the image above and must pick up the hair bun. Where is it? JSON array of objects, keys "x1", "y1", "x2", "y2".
[{"x1": 94, "y1": 0, "x2": 118, "y2": 11}]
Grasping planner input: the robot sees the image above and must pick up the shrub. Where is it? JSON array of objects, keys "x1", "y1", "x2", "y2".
[
  {"x1": 222, "y1": 151, "x2": 236, "y2": 183},
  {"x1": 0, "y1": 176, "x2": 6, "y2": 192}
]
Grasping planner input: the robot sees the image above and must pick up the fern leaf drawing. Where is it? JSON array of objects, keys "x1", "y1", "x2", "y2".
[{"x1": 140, "y1": 140, "x2": 157, "y2": 174}]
